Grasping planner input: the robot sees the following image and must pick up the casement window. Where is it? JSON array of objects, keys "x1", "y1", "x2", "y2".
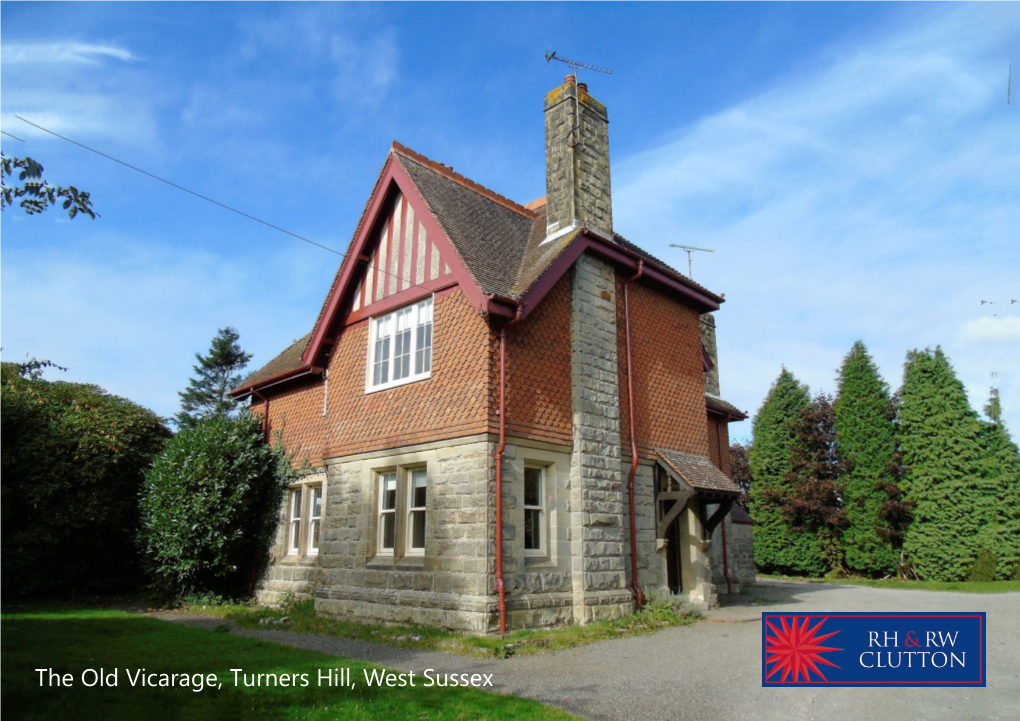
[
  {"x1": 407, "y1": 468, "x2": 428, "y2": 554},
  {"x1": 378, "y1": 472, "x2": 398, "y2": 554},
  {"x1": 288, "y1": 488, "x2": 303, "y2": 555},
  {"x1": 368, "y1": 297, "x2": 433, "y2": 392},
  {"x1": 307, "y1": 486, "x2": 323, "y2": 556},
  {"x1": 523, "y1": 465, "x2": 546, "y2": 555}
]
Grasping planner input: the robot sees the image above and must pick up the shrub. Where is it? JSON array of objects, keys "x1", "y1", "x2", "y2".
[
  {"x1": 1, "y1": 362, "x2": 171, "y2": 597},
  {"x1": 967, "y1": 548, "x2": 998, "y2": 583},
  {"x1": 139, "y1": 413, "x2": 294, "y2": 599}
]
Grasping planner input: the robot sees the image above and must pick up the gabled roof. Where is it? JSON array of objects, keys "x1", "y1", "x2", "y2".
[
  {"x1": 234, "y1": 142, "x2": 726, "y2": 396},
  {"x1": 655, "y1": 448, "x2": 742, "y2": 495}
]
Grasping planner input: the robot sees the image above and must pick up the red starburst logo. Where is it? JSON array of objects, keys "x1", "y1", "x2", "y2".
[{"x1": 765, "y1": 616, "x2": 844, "y2": 683}]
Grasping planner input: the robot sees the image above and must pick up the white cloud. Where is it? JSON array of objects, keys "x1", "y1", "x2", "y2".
[
  {"x1": 960, "y1": 316, "x2": 1020, "y2": 344},
  {"x1": 613, "y1": 4, "x2": 1020, "y2": 439},
  {"x1": 1, "y1": 42, "x2": 136, "y2": 65}
]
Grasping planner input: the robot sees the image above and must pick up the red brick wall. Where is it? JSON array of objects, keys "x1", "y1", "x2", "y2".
[
  {"x1": 321, "y1": 288, "x2": 492, "y2": 457},
  {"x1": 617, "y1": 279, "x2": 710, "y2": 459},
  {"x1": 502, "y1": 272, "x2": 573, "y2": 446},
  {"x1": 251, "y1": 377, "x2": 325, "y2": 469},
  {"x1": 706, "y1": 413, "x2": 731, "y2": 475}
]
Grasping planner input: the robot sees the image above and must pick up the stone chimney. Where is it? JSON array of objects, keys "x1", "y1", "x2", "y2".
[
  {"x1": 701, "y1": 313, "x2": 721, "y2": 397},
  {"x1": 544, "y1": 75, "x2": 612, "y2": 240}
]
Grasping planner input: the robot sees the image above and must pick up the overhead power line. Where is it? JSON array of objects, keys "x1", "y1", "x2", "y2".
[{"x1": 16, "y1": 115, "x2": 344, "y2": 257}]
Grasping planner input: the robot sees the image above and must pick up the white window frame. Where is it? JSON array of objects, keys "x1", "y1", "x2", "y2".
[
  {"x1": 406, "y1": 467, "x2": 428, "y2": 556},
  {"x1": 287, "y1": 488, "x2": 303, "y2": 556},
  {"x1": 523, "y1": 465, "x2": 547, "y2": 557},
  {"x1": 306, "y1": 485, "x2": 323, "y2": 556},
  {"x1": 377, "y1": 471, "x2": 398, "y2": 556},
  {"x1": 366, "y1": 296, "x2": 433, "y2": 393}
]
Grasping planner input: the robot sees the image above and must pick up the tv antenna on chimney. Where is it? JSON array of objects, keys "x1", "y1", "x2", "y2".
[
  {"x1": 544, "y1": 51, "x2": 614, "y2": 81},
  {"x1": 670, "y1": 244, "x2": 715, "y2": 280}
]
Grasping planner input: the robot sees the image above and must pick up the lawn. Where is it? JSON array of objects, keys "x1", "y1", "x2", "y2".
[
  {"x1": 1, "y1": 604, "x2": 577, "y2": 721},
  {"x1": 755, "y1": 575, "x2": 1020, "y2": 593},
  {"x1": 184, "y1": 596, "x2": 700, "y2": 658}
]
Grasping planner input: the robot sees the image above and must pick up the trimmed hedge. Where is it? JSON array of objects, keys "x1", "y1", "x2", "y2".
[
  {"x1": 1, "y1": 362, "x2": 171, "y2": 597},
  {"x1": 139, "y1": 413, "x2": 295, "y2": 599}
]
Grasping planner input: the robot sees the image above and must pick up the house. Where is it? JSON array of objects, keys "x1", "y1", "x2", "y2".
[{"x1": 230, "y1": 75, "x2": 751, "y2": 633}]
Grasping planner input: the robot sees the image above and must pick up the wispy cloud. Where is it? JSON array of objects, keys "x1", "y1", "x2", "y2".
[
  {"x1": 614, "y1": 3, "x2": 1020, "y2": 436},
  {"x1": 1, "y1": 42, "x2": 136, "y2": 65}
]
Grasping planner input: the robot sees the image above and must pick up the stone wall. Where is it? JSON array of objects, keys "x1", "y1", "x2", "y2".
[
  {"x1": 568, "y1": 252, "x2": 634, "y2": 623},
  {"x1": 257, "y1": 471, "x2": 327, "y2": 605},
  {"x1": 314, "y1": 438, "x2": 496, "y2": 632},
  {"x1": 708, "y1": 511, "x2": 756, "y2": 589}
]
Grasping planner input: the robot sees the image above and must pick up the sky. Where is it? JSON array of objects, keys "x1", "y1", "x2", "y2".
[{"x1": 2, "y1": 2, "x2": 1018, "y2": 442}]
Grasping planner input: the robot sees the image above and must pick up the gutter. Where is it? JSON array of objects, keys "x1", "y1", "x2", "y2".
[{"x1": 622, "y1": 260, "x2": 645, "y2": 611}]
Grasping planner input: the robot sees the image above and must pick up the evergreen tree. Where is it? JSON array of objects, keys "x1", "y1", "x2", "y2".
[
  {"x1": 898, "y1": 348, "x2": 999, "y2": 581},
  {"x1": 175, "y1": 327, "x2": 252, "y2": 431},
  {"x1": 781, "y1": 393, "x2": 848, "y2": 574},
  {"x1": 980, "y1": 390, "x2": 1020, "y2": 580},
  {"x1": 749, "y1": 368, "x2": 826, "y2": 576},
  {"x1": 834, "y1": 341, "x2": 900, "y2": 577}
]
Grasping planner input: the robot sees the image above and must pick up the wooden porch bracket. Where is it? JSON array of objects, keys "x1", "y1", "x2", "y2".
[{"x1": 700, "y1": 498, "x2": 734, "y2": 541}]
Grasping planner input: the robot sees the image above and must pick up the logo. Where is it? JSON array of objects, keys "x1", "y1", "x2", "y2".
[{"x1": 762, "y1": 612, "x2": 985, "y2": 687}]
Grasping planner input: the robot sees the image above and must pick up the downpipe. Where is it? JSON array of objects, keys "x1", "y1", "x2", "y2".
[{"x1": 623, "y1": 260, "x2": 645, "y2": 610}]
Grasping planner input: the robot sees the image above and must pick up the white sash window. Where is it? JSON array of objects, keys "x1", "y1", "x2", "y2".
[{"x1": 368, "y1": 297, "x2": 434, "y2": 392}]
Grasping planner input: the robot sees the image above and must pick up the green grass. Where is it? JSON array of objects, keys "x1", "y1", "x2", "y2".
[
  {"x1": 756, "y1": 575, "x2": 1020, "y2": 593},
  {"x1": 1, "y1": 603, "x2": 577, "y2": 720},
  {"x1": 184, "y1": 597, "x2": 700, "y2": 659}
]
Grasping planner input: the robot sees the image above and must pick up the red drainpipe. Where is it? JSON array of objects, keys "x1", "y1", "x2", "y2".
[
  {"x1": 623, "y1": 260, "x2": 644, "y2": 611},
  {"x1": 494, "y1": 303, "x2": 523, "y2": 636},
  {"x1": 715, "y1": 414, "x2": 733, "y2": 594},
  {"x1": 721, "y1": 516, "x2": 733, "y2": 595}
]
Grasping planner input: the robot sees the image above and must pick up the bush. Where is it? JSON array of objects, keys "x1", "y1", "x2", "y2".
[
  {"x1": 1, "y1": 362, "x2": 171, "y2": 597},
  {"x1": 139, "y1": 413, "x2": 294, "y2": 599},
  {"x1": 967, "y1": 548, "x2": 998, "y2": 583}
]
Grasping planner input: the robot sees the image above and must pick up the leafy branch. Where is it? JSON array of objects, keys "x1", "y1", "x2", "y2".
[{"x1": 1, "y1": 153, "x2": 98, "y2": 220}]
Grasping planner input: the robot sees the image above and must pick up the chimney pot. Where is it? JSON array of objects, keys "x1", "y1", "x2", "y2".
[
  {"x1": 577, "y1": 82, "x2": 588, "y2": 93},
  {"x1": 564, "y1": 74, "x2": 576, "y2": 85}
]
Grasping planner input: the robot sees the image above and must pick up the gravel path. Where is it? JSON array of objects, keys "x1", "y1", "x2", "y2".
[{"x1": 153, "y1": 581, "x2": 1020, "y2": 720}]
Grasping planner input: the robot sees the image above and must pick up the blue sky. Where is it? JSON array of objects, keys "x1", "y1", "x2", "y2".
[{"x1": 2, "y1": 2, "x2": 1018, "y2": 441}]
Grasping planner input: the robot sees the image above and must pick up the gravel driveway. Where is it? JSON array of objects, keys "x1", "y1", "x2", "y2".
[{"x1": 157, "y1": 581, "x2": 1020, "y2": 721}]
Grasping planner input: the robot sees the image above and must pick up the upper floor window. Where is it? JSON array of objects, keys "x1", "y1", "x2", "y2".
[{"x1": 368, "y1": 297, "x2": 433, "y2": 392}]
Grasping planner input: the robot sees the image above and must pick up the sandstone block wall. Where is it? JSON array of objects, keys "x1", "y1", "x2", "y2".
[
  {"x1": 568, "y1": 253, "x2": 634, "y2": 623},
  {"x1": 314, "y1": 438, "x2": 496, "y2": 633}
]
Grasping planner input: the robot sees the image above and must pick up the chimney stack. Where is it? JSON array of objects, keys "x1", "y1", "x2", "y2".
[{"x1": 544, "y1": 75, "x2": 612, "y2": 240}]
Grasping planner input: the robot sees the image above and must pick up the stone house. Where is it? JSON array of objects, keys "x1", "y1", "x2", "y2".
[{"x1": 230, "y1": 75, "x2": 752, "y2": 633}]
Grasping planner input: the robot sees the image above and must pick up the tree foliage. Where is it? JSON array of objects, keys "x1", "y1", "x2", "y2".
[
  {"x1": 780, "y1": 393, "x2": 848, "y2": 573},
  {"x1": 835, "y1": 341, "x2": 901, "y2": 577},
  {"x1": 1, "y1": 362, "x2": 171, "y2": 597},
  {"x1": 978, "y1": 404, "x2": 1020, "y2": 580},
  {"x1": 175, "y1": 327, "x2": 252, "y2": 431},
  {"x1": 729, "y1": 441, "x2": 752, "y2": 509},
  {"x1": 1, "y1": 153, "x2": 97, "y2": 219},
  {"x1": 898, "y1": 348, "x2": 1000, "y2": 581},
  {"x1": 749, "y1": 368, "x2": 826, "y2": 576},
  {"x1": 139, "y1": 413, "x2": 294, "y2": 599}
]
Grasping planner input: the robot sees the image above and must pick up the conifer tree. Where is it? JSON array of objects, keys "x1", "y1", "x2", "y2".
[
  {"x1": 175, "y1": 328, "x2": 252, "y2": 431},
  {"x1": 749, "y1": 368, "x2": 826, "y2": 576},
  {"x1": 898, "y1": 348, "x2": 999, "y2": 581},
  {"x1": 834, "y1": 341, "x2": 899, "y2": 577},
  {"x1": 980, "y1": 390, "x2": 1020, "y2": 580},
  {"x1": 782, "y1": 393, "x2": 848, "y2": 573}
]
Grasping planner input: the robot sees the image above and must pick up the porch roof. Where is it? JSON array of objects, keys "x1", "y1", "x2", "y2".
[{"x1": 655, "y1": 448, "x2": 741, "y2": 495}]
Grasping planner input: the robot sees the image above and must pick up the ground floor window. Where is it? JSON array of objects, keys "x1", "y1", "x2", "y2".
[
  {"x1": 378, "y1": 472, "x2": 398, "y2": 554},
  {"x1": 286, "y1": 482, "x2": 323, "y2": 559},
  {"x1": 524, "y1": 465, "x2": 546, "y2": 555},
  {"x1": 407, "y1": 468, "x2": 428, "y2": 554}
]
